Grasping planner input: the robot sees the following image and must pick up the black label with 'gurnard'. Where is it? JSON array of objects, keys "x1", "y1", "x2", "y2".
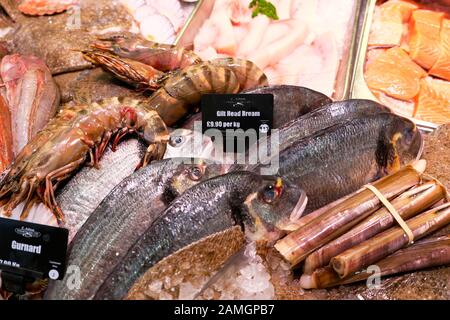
[
  {"x1": 201, "y1": 94, "x2": 273, "y2": 152},
  {"x1": 0, "y1": 218, "x2": 68, "y2": 284}
]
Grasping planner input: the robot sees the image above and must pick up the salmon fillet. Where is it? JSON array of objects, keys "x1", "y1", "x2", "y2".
[
  {"x1": 429, "y1": 18, "x2": 450, "y2": 81},
  {"x1": 368, "y1": 0, "x2": 419, "y2": 47},
  {"x1": 409, "y1": 9, "x2": 445, "y2": 69},
  {"x1": 365, "y1": 47, "x2": 427, "y2": 100},
  {"x1": 416, "y1": 77, "x2": 450, "y2": 124},
  {"x1": 373, "y1": 90, "x2": 416, "y2": 117}
]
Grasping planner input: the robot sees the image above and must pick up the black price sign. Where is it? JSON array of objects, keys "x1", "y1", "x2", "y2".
[
  {"x1": 202, "y1": 94, "x2": 273, "y2": 152},
  {"x1": 0, "y1": 218, "x2": 68, "y2": 283}
]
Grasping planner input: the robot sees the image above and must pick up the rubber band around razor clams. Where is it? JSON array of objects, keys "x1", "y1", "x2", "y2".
[{"x1": 364, "y1": 184, "x2": 415, "y2": 245}]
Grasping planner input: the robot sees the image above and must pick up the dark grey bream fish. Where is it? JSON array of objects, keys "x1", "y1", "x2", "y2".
[
  {"x1": 180, "y1": 85, "x2": 331, "y2": 130},
  {"x1": 45, "y1": 158, "x2": 227, "y2": 300},
  {"x1": 267, "y1": 113, "x2": 422, "y2": 213},
  {"x1": 93, "y1": 172, "x2": 307, "y2": 300},
  {"x1": 240, "y1": 99, "x2": 395, "y2": 171},
  {"x1": 55, "y1": 138, "x2": 146, "y2": 242},
  {"x1": 242, "y1": 85, "x2": 332, "y2": 128}
]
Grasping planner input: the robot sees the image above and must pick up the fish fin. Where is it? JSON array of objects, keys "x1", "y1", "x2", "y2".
[{"x1": 376, "y1": 132, "x2": 401, "y2": 176}]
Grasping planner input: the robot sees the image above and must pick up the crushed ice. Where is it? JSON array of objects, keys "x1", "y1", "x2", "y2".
[{"x1": 142, "y1": 242, "x2": 276, "y2": 300}]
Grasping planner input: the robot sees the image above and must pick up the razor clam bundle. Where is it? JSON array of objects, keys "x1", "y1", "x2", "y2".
[{"x1": 275, "y1": 161, "x2": 450, "y2": 289}]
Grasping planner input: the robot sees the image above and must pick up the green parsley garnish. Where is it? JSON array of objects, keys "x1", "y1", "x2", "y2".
[{"x1": 249, "y1": 0, "x2": 279, "y2": 20}]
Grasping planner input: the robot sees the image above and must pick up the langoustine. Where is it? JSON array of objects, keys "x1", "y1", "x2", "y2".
[{"x1": 0, "y1": 54, "x2": 60, "y2": 155}]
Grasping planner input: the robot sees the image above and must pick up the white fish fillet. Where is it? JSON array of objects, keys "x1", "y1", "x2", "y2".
[{"x1": 146, "y1": 0, "x2": 185, "y2": 32}]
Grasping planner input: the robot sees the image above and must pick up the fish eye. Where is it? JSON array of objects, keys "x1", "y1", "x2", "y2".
[
  {"x1": 261, "y1": 184, "x2": 280, "y2": 204},
  {"x1": 188, "y1": 166, "x2": 204, "y2": 181},
  {"x1": 169, "y1": 135, "x2": 184, "y2": 147}
]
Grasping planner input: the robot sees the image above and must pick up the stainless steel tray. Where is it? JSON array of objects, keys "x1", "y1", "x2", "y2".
[
  {"x1": 176, "y1": 0, "x2": 365, "y2": 101},
  {"x1": 349, "y1": 0, "x2": 438, "y2": 132}
]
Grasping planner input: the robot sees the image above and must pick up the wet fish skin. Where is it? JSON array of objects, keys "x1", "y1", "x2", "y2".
[
  {"x1": 56, "y1": 138, "x2": 146, "y2": 242},
  {"x1": 271, "y1": 113, "x2": 420, "y2": 213},
  {"x1": 0, "y1": 54, "x2": 60, "y2": 155},
  {"x1": 279, "y1": 100, "x2": 392, "y2": 153},
  {"x1": 233, "y1": 100, "x2": 395, "y2": 172},
  {"x1": 45, "y1": 158, "x2": 227, "y2": 300},
  {"x1": 242, "y1": 85, "x2": 332, "y2": 128},
  {"x1": 93, "y1": 171, "x2": 306, "y2": 300},
  {"x1": 180, "y1": 85, "x2": 331, "y2": 131},
  {"x1": 239, "y1": 99, "x2": 394, "y2": 171}
]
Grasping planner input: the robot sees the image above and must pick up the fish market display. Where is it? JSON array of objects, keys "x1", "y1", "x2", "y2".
[
  {"x1": 119, "y1": 0, "x2": 195, "y2": 44},
  {"x1": 45, "y1": 158, "x2": 227, "y2": 300},
  {"x1": 193, "y1": 0, "x2": 356, "y2": 97},
  {"x1": 0, "y1": 95, "x2": 13, "y2": 172},
  {"x1": 0, "y1": 0, "x2": 448, "y2": 303},
  {"x1": 0, "y1": 97, "x2": 169, "y2": 221},
  {"x1": 258, "y1": 113, "x2": 422, "y2": 213},
  {"x1": 93, "y1": 172, "x2": 307, "y2": 300},
  {"x1": 0, "y1": 54, "x2": 60, "y2": 155},
  {"x1": 365, "y1": 0, "x2": 450, "y2": 124}
]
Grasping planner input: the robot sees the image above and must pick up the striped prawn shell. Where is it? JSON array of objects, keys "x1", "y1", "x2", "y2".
[
  {"x1": 150, "y1": 62, "x2": 241, "y2": 126},
  {"x1": 92, "y1": 35, "x2": 201, "y2": 71},
  {"x1": 211, "y1": 57, "x2": 269, "y2": 90},
  {"x1": 0, "y1": 97, "x2": 168, "y2": 221}
]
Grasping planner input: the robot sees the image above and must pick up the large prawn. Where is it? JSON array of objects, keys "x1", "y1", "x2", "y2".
[
  {"x1": 85, "y1": 36, "x2": 269, "y2": 91},
  {"x1": 91, "y1": 34, "x2": 202, "y2": 72},
  {"x1": 83, "y1": 50, "x2": 269, "y2": 93},
  {"x1": 0, "y1": 60, "x2": 258, "y2": 222},
  {"x1": 0, "y1": 97, "x2": 168, "y2": 222}
]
